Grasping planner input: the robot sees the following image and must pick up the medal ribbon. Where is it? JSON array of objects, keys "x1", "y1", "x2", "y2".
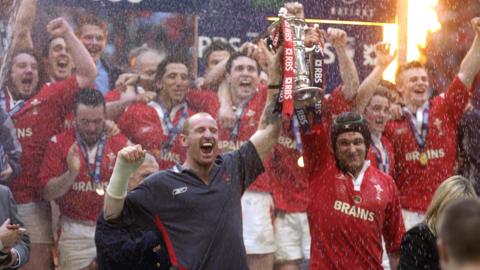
[
  {"x1": 229, "y1": 97, "x2": 253, "y2": 142},
  {"x1": 1, "y1": 90, "x2": 25, "y2": 117},
  {"x1": 371, "y1": 141, "x2": 389, "y2": 174},
  {"x1": 403, "y1": 103, "x2": 429, "y2": 150},
  {"x1": 158, "y1": 100, "x2": 188, "y2": 151},
  {"x1": 75, "y1": 131, "x2": 106, "y2": 188}
]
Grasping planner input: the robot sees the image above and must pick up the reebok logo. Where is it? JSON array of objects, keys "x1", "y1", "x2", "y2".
[{"x1": 172, "y1": 186, "x2": 188, "y2": 196}]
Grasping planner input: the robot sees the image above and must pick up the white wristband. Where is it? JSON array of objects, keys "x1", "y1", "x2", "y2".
[{"x1": 106, "y1": 156, "x2": 140, "y2": 199}]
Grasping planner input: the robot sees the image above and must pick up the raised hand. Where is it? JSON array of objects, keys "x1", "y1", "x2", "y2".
[
  {"x1": 239, "y1": 42, "x2": 259, "y2": 59},
  {"x1": 284, "y1": 2, "x2": 304, "y2": 19},
  {"x1": 326, "y1": 27, "x2": 347, "y2": 48},
  {"x1": 118, "y1": 145, "x2": 146, "y2": 170},
  {"x1": 136, "y1": 91, "x2": 157, "y2": 104},
  {"x1": 66, "y1": 143, "x2": 81, "y2": 177},
  {"x1": 305, "y1": 25, "x2": 324, "y2": 48},
  {"x1": 374, "y1": 42, "x2": 395, "y2": 68},
  {"x1": 47, "y1": 17, "x2": 73, "y2": 38}
]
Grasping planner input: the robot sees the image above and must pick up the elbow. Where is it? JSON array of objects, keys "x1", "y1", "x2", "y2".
[
  {"x1": 77, "y1": 68, "x2": 98, "y2": 89},
  {"x1": 42, "y1": 191, "x2": 53, "y2": 202},
  {"x1": 42, "y1": 186, "x2": 56, "y2": 202}
]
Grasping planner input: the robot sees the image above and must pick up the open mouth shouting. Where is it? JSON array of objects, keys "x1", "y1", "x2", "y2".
[{"x1": 200, "y1": 142, "x2": 215, "y2": 155}]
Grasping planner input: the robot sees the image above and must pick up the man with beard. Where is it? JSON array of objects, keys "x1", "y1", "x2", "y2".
[
  {"x1": 75, "y1": 13, "x2": 121, "y2": 95},
  {"x1": 101, "y1": 56, "x2": 281, "y2": 270},
  {"x1": 269, "y1": 26, "x2": 360, "y2": 270},
  {"x1": 39, "y1": 89, "x2": 128, "y2": 269},
  {"x1": 2, "y1": 17, "x2": 96, "y2": 270},
  {"x1": 303, "y1": 112, "x2": 405, "y2": 270},
  {"x1": 118, "y1": 54, "x2": 218, "y2": 169}
]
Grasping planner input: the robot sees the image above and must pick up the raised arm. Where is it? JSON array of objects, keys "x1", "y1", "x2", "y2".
[
  {"x1": 249, "y1": 41, "x2": 282, "y2": 160},
  {"x1": 11, "y1": 0, "x2": 36, "y2": 50},
  {"x1": 327, "y1": 28, "x2": 359, "y2": 101},
  {"x1": 46, "y1": 18, "x2": 96, "y2": 88},
  {"x1": 458, "y1": 17, "x2": 480, "y2": 88},
  {"x1": 355, "y1": 43, "x2": 395, "y2": 113},
  {"x1": 104, "y1": 145, "x2": 146, "y2": 221}
]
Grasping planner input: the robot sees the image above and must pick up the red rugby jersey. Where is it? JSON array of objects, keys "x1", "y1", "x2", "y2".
[
  {"x1": 303, "y1": 126, "x2": 405, "y2": 270},
  {"x1": 4, "y1": 76, "x2": 79, "y2": 203},
  {"x1": 270, "y1": 87, "x2": 354, "y2": 212},
  {"x1": 217, "y1": 86, "x2": 271, "y2": 192},
  {"x1": 384, "y1": 77, "x2": 469, "y2": 212},
  {"x1": 39, "y1": 129, "x2": 128, "y2": 221},
  {"x1": 118, "y1": 101, "x2": 195, "y2": 169}
]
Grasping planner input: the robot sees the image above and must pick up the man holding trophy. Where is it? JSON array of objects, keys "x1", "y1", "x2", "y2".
[
  {"x1": 269, "y1": 6, "x2": 406, "y2": 270},
  {"x1": 267, "y1": 3, "x2": 366, "y2": 270}
]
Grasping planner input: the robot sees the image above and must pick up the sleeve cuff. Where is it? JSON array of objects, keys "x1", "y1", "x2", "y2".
[{"x1": 10, "y1": 248, "x2": 20, "y2": 268}]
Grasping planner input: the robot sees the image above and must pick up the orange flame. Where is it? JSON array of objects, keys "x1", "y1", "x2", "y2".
[
  {"x1": 382, "y1": 0, "x2": 441, "y2": 82},
  {"x1": 406, "y1": 0, "x2": 441, "y2": 61}
]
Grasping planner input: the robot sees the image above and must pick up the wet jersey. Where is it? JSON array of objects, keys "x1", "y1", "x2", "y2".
[
  {"x1": 39, "y1": 129, "x2": 128, "y2": 221},
  {"x1": 270, "y1": 87, "x2": 353, "y2": 212},
  {"x1": 218, "y1": 86, "x2": 270, "y2": 192},
  {"x1": 302, "y1": 126, "x2": 405, "y2": 270},
  {"x1": 384, "y1": 77, "x2": 469, "y2": 212},
  {"x1": 3, "y1": 76, "x2": 79, "y2": 203}
]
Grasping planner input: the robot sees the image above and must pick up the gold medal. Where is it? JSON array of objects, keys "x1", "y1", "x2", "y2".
[
  {"x1": 297, "y1": 156, "x2": 304, "y2": 168},
  {"x1": 96, "y1": 184, "x2": 105, "y2": 196},
  {"x1": 419, "y1": 152, "x2": 428, "y2": 166},
  {"x1": 353, "y1": 195, "x2": 362, "y2": 204}
]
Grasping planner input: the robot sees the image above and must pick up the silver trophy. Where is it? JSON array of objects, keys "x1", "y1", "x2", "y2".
[{"x1": 268, "y1": 8, "x2": 324, "y2": 101}]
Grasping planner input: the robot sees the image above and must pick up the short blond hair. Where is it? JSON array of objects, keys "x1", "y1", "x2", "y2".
[{"x1": 425, "y1": 175, "x2": 477, "y2": 236}]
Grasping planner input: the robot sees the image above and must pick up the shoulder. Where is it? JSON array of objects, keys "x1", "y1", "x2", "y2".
[
  {"x1": 402, "y1": 223, "x2": 435, "y2": 246},
  {"x1": 137, "y1": 170, "x2": 172, "y2": 191},
  {"x1": 39, "y1": 76, "x2": 77, "y2": 93},
  {"x1": 385, "y1": 118, "x2": 409, "y2": 137},
  {"x1": 49, "y1": 129, "x2": 75, "y2": 145},
  {"x1": 367, "y1": 165, "x2": 397, "y2": 188},
  {"x1": 124, "y1": 103, "x2": 154, "y2": 115}
]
